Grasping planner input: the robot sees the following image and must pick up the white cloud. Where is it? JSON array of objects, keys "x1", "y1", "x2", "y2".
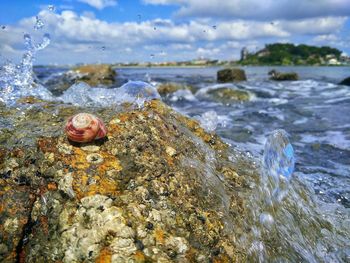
[
  {"x1": 143, "y1": 0, "x2": 350, "y2": 20},
  {"x1": 78, "y1": 0, "x2": 117, "y2": 10},
  {"x1": 281, "y1": 17, "x2": 347, "y2": 35},
  {"x1": 313, "y1": 34, "x2": 339, "y2": 42},
  {"x1": 1, "y1": 9, "x2": 348, "y2": 64}
]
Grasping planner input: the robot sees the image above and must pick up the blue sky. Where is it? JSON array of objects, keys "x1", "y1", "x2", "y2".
[{"x1": 0, "y1": 0, "x2": 349, "y2": 64}]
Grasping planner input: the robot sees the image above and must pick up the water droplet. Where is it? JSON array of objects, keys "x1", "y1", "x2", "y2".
[
  {"x1": 199, "y1": 110, "x2": 218, "y2": 132},
  {"x1": 154, "y1": 27, "x2": 157, "y2": 30},
  {"x1": 23, "y1": 34, "x2": 32, "y2": 48},
  {"x1": 1, "y1": 25, "x2": 6, "y2": 30},
  {"x1": 48, "y1": 5, "x2": 55, "y2": 11},
  {"x1": 203, "y1": 30, "x2": 206, "y2": 33},
  {"x1": 259, "y1": 212, "x2": 274, "y2": 228},
  {"x1": 36, "y1": 33, "x2": 51, "y2": 50},
  {"x1": 34, "y1": 16, "x2": 44, "y2": 30},
  {"x1": 212, "y1": 25, "x2": 217, "y2": 30},
  {"x1": 101, "y1": 46, "x2": 106, "y2": 51},
  {"x1": 263, "y1": 129, "x2": 295, "y2": 181},
  {"x1": 150, "y1": 54, "x2": 155, "y2": 59}
]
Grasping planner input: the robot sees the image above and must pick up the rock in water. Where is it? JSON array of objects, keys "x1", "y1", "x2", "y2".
[
  {"x1": 44, "y1": 64, "x2": 117, "y2": 95},
  {"x1": 71, "y1": 64, "x2": 116, "y2": 86},
  {"x1": 207, "y1": 87, "x2": 250, "y2": 103},
  {"x1": 339, "y1": 77, "x2": 350, "y2": 86},
  {"x1": 268, "y1": 70, "x2": 298, "y2": 81},
  {"x1": 217, "y1": 68, "x2": 247, "y2": 83},
  {"x1": 0, "y1": 100, "x2": 247, "y2": 262},
  {"x1": 157, "y1": 82, "x2": 193, "y2": 96}
]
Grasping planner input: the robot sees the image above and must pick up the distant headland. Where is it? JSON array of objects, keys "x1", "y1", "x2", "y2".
[
  {"x1": 38, "y1": 43, "x2": 350, "y2": 68},
  {"x1": 238, "y1": 43, "x2": 349, "y2": 66}
]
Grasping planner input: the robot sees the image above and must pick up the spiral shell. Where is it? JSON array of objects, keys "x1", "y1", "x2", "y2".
[{"x1": 65, "y1": 113, "x2": 107, "y2": 143}]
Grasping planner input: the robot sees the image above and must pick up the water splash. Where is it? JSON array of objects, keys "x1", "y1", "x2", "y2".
[
  {"x1": 34, "y1": 16, "x2": 44, "y2": 30},
  {"x1": 197, "y1": 110, "x2": 218, "y2": 132},
  {"x1": 262, "y1": 129, "x2": 295, "y2": 202},
  {"x1": 0, "y1": 33, "x2": 52, "y2": 105},
  {"x1": 60, "y1": 81, "x2": 160, "y2": 108},
  {"x1": 48, "y1": 5, "x2": 55, "y2": 11},
  {"x1": 240, "y1": 130, "x2": 296, "y2": 261}
]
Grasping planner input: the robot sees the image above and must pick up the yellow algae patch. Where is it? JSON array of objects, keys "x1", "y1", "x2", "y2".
[
  {"x1": 154, "y1": 228, "x2": 165, "y2": 245},
  {"x1": 85, "y1": 177, "x2": 119, "y2": 198},
  {"x1": 95, "y1": 248, "x2": 112, "y2": 263},
  {"x1": 134, "y1": 251, "x2": 146, "y2": 263},
  {"x1": 70, "y1": 147, "x2": 90, "y2": 170},
  {"x1": 97, "y1": 152, "x2": 122, "y2": 174}
]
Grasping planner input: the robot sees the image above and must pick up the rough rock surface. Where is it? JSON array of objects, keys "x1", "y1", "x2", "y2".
[
  {"x1": 0, "y1": 100, "x2": 248, "y2": 262},
  {"x1": 339, "y1": 76, "x2": 350, "y2": 86},
  {"x1": 70, "y1": 64, "x2": 117, "y2": 87},
  {"x1": 157, "y1": 83, "x2": 193, "y2": 96},
  {"x1": 217, "y1": 68, "x2": 247, "y2": 83},
  {"x1": 268, "y1": 70, "x2": 299, "y2": 81},
  {"x1": 208, "y1": 88, "x2": 250, "y2": 103},
  {"x1": 43, "y1": 64, "x2": 117, "y2": 95}
]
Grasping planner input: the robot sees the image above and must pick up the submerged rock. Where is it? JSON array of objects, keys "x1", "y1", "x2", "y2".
[
  {"x1": 43, "y1": 64, "x2": 117, "y2": 95},
  {"x1": 0, "y1": 100, "x2": 248, "y2": 262},
  {"x1": 268, "y1": 70, "x2": 299, "y2": 81},
  {"x1": 339, "y1": 76, "x2": 350, "y2": 86},
  {"x1": 71, "y1": 64, "x2": 116, "y2": 87},
  {"x1": 208, "y1": 87, "x2": 251, "y2": 103},
  {"x1": 217, "y1": 68, "x2": 247, "y2": 83},
  {"x1": 157, "y1": 82, "x2": 193, "y2": 96}
]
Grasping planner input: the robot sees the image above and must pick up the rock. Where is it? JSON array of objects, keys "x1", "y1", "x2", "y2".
[
  {"x1": 268, "y1": 69, "x2": 299, "y2": 81},
  {"x1": 208, "y1": 87, "x2": 251, "y2": 103},
  {"x1": 0, "y1": 100, "x2": 248, "y2": 262},
  {"x1": 43, "y1": 64, "x2": 117, "y2": 95},
  {"x1": 339, "y1": 77, "x2": 350, "y2": 86},
  {"x1": 217, "y1": 68, "x2": 247, "y2": 83},
  {"x1": 70, "y1": 64, "x2": 117, "y2": 87},
  {"x1": 157, "y1": 83, "x2": 193, "y2": 96}
]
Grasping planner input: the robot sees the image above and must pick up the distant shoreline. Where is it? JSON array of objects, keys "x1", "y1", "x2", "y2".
[{"x1": 34, "y1": 64, "x2": 350, "y2": 68}]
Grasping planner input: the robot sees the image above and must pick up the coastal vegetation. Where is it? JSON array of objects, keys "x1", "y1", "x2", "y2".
[{"x1": 239, "y1": 43, "x2": 344, "y2": 66}]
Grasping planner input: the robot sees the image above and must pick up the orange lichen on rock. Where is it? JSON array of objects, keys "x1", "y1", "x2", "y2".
[
  {"x1": 154, "y1": 227, "x2": 165, "y2": 245},
  {"x1": 47, "y1": 182, "x2": 57, "y2": 191},
  {"x1": 133, "y1": 251, "x2": 147, "y2": 262},
  {"x1": 95, "y1": 248, "x2": 112, "y2": 263}
]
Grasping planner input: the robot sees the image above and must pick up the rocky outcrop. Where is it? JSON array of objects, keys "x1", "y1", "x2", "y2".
[
  {"x1": 0, "y1": 100, "x2": 248, "y2": 262},
  {"x1": 70, "y1": 64, "x2": 117, "y2": 87},
  {"x1": 207, "y1": 87, "x2": 251, "y2": 103},
  {"x1": 268, "y1": 70, "x2": 299, "y2": 81},
  {"x1": 217, "y1": 68, "x2": 247, "y2": 83},
  {"x1": 339, "y1": 77, "x2": 350, "y2": 86},
  {"x1": 43, "y1": 64, "x2": 117, "y2": 95},
  {"x1": 157, "y1": 83, "x2": 193, "y2": 96}
]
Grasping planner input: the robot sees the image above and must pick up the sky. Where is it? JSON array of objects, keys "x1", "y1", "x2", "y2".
[{"x1": 0, "y1": 0, "x2": 349, "y2": 64}]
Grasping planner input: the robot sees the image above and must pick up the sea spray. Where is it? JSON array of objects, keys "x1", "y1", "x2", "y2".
[
  {"x1": 0, "y1": 33, "x2": 52, "y2": 105},
  {"x1": 247, "y1": 129, "x2": 295, "y2": 261}
]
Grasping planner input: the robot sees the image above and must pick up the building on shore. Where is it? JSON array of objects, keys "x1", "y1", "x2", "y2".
[{"x1": 240, "y1": 47, "x2": 248, "y2": 61}]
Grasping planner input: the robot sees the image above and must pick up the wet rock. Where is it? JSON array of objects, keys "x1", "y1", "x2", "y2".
[
  {"x1": 43, "y1": 64, "x2": 117, "y2": 95},
  {"x1": 70, "y1": 64, "x2": 117, "y2": 87},
  {"x1": 157, "y1": 83, "x2": 193, "y2": 96},
  {"x1": 0, "y1": 100, "x2": 247, "y2": 262},
  {"x1": 268, "y1": 69, "x2": 299, "y2": 81},
  {"x1": 217, "y1": 68, "x2": 247, "y2": 83},
  {"x1": 339, "y1": 76, "x2": 350, "y2": 86},
  {"x1": 208, "y1": 87, "x2": 251, "y2": 103}
]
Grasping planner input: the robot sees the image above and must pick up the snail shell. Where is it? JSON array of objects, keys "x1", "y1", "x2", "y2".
[{"x1": 65, "y1": 113, "x2": 107, "y2": 143}]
